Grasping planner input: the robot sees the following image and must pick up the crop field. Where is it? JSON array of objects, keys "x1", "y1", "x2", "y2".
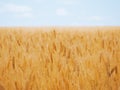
[{"x1": 0, "y1": 27, "x2": 120, "y2": 90}]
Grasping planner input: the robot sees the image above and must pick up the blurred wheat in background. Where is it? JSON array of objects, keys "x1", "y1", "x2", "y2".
[{"x1": 0, "y1": 27, "x2": 120, "y2": 90}]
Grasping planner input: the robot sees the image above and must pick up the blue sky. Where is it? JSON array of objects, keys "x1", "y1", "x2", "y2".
[{"x1": 0, "y1": 0, "x2": 120, "y2": 26}]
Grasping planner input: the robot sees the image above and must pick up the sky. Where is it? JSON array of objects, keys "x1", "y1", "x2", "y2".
[{"x1": 0, "y1": 0, "x2": 120, "y2": 26}]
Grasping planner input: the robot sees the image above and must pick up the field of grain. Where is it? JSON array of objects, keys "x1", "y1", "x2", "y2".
[{"x1": 0, "y1": 27, "x2": 120, "y2": 90}]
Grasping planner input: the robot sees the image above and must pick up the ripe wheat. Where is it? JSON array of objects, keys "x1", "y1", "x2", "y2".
[{"x1": 0, "y1": 27, "x2": 120, "y2": 90}]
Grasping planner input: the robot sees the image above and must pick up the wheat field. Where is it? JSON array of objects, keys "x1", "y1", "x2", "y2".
[{"x1": 0, "y1": 27, "x2": 120, "y2": 90}]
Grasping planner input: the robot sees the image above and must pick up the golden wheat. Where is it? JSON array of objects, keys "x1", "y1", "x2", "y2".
[{"x1": 0, "y1": 27, "x2": 120, "y2": 90}]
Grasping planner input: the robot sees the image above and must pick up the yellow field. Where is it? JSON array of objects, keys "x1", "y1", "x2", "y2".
[{"x1": 0, "y1": 27, "x2": 120, "y2": 90}]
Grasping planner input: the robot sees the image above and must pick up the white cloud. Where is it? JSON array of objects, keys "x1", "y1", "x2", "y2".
[
  {"x1": 15, "y1": 13, "x2": 33, "y2": 18},
  {"x1": 78, "y1": 16, "x2": 104, "y2": 21},
  {"x1": 62, "y1": 0, "x2": 74, "y2": 5},
  {"x1": 57, "y1": 0, "x2": 77, "y2": 5},
  {"x1": 0, "y1": 3, "x2": 32, "y2": 13},
  {"x1": 56, "y1": 8, "x2": 68, "y2": 16},
  {"x1": 89, "y1": 16, "x2": 103, "y2": 21},
  {"x1": 0, "y1": 3, "x2": 33, "y2": 18}
]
